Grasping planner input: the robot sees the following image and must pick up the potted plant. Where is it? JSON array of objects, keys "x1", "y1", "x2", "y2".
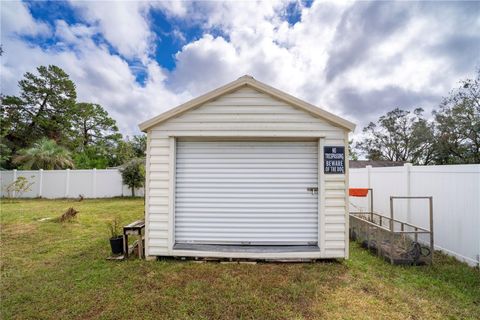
[{"x1": 108, "y1": 217, "x2": 123, "y2": 255}]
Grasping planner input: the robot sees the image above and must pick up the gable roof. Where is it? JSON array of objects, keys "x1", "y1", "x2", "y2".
[{"x1": 139, "y1": 75, "x2": 356, "y2": 132}]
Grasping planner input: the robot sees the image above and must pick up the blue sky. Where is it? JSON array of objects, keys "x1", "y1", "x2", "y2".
[
  {"x1": 23, "y1": 1, "x2": 203, "y2": 81},
  {"x1": 1, "y1": 1, "x2": 479, "y2": 136}
]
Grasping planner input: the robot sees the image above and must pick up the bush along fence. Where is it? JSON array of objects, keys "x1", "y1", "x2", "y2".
[
  {"x1": 0, "y1": 169, "x2": 144, "y2": 199},
  {"x1": 349, "y1": 163, "x2": 480, "y2": 267}
]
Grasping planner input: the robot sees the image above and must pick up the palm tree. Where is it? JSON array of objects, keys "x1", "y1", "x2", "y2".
[{"x1": 13, "y1": 138, "x2": 74, "y2": 170}]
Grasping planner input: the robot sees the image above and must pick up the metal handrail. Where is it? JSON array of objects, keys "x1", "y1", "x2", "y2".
[
  {"x1": 349, "y1": 191, "x2": 434, "y2": 265},
  {"x1": 350, "y1": 211, "x2": 430, "y2": 232}
]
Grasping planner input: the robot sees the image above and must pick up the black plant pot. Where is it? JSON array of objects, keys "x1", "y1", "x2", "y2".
[{"x1": 110, "y1": 236, "x2": 124, "y2": 255}]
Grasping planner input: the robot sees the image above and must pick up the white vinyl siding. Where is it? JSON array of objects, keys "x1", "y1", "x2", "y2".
[
  {"x1": 174, "y1": 140, "x2": 318, "y2": 245},
  {"x1": 146, "y1": 86, "x2": 348, "y2": 258}
]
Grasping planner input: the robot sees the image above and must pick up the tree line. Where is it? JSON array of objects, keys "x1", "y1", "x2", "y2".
[
  {"x1": 1, "y1": 65, "x2": 478, "y2": 170},
  {"x1": 1, "y1": 65, "x2": 146, "y2": 170},
  {"x1": 352, "y1": 69, "x2": 479, "y2": 165}
]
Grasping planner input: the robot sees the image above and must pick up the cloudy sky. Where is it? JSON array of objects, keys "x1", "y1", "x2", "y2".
[{"x1": 1, "y1": 0, "x2": 479, "y2": 136}]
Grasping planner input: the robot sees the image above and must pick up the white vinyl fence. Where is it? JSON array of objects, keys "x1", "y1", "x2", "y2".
[
  {"x1": 349, "y1": 164, "x2": 480, "y2": 267},
  {"x1": 0, "y1": 169, "x2": 144, "y2": 199}
]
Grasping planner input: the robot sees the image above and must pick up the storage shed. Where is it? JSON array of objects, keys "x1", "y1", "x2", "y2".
[{"x1": 139, "y1": 75, "x2": 356, "y2": 260}]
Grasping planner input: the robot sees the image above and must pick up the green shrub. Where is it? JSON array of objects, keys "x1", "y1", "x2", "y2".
[{"x1": 120, "y1": 158, "x2": 145, "y2": 197}]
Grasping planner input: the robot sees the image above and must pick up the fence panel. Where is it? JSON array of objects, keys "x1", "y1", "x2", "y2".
[
  {"x1": 69, "y1": 170, "x2": 95, "y2": 198},
  {"x1": 349, "y1": 164, "x2": 480, "y2": 267},
  {"x1": 410, "y1": 165, "x2": 479, "y2": 266},
  {"x1": 15, "y1": 170, "x2": 41, "y2": 198},
  {"x1": 0, "y1": 171, "x2": 14, "y2": 197},
  {"x1": 371, "y1": 167, "x2": 408, "y2": 222},
  {"x1": 95, "y1": 169, "x2": 123, "y2": 197},
  {"x1": 41, "y1": 171, "x2": 66, "y2": 198},
  {"x1": 0, "y1": 169, "x2": 144, "y2": 199}
]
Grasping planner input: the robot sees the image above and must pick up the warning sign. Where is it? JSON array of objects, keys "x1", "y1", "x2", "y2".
[{"x1": 324, "y1": 146, "x2": 345, "y2": 174}]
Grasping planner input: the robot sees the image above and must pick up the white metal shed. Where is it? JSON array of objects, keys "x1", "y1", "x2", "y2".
[{"x1": 139, "y1": 75, "x2": 355, "y2": 260}]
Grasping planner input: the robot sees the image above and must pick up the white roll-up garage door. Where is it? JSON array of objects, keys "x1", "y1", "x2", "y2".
[{"x1": 175, "y1": 139, "x2": 318, "y2": 245}]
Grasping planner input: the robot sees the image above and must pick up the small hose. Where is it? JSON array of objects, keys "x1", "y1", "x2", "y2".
[{"x1": 405, "y1": 242, "x2": 432, "y2": 264}]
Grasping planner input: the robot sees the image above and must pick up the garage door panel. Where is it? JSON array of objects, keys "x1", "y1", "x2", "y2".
[
  {"x1": 175, "y1": 218, "x2": 318, "y2": 223},
  {"x1": 175, "y1": 140, "x2": 318, "y2": 245},
  {"x1": 176, "y1": 174, "x2": 316, "y2": 180},
  {"x1": 174, "y1": 208, "x2": 317, "y2": 214},
  {"x1": 176, "y1": 167, "x2": 316, "y2": 173},
  {"x1": 177, "y1": 141, "x2": 317, "y2": 147},
  {"x1": 175, "y1": 183, "x2": 315, "y2": 189},
  {"x1": 175, "y1": 194, "x2": 317, "y2": 199},
  {"x1": 175, "y1": 222, "x2": 318, "y2": 228},
  {"x1": 176, "y1": 163, "x2": 317, "y2": 169},
  {"x1": 176, "y1": 179, "x2": 317, "y2": 184},
  {"x1": 176, "y1": 158, "x2": 317, "y2": 164},
  {"x1": 176, "y1": 203, "x2": 317, "y2": 208},
  {"x1": 173, "y1": 235, "x2": 318, "y2": 244}
]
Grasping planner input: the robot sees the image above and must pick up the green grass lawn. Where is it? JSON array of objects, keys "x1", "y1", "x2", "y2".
[{"x1": 1, "y1": 198, "x2": 479, "y2": 319}]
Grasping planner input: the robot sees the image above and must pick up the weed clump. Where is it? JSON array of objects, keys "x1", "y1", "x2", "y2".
[{"x1": 55, "y1": 207, "x2": 78, "y2": 223}]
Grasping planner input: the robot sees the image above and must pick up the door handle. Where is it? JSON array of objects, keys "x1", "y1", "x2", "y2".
[{"x1": 307, "y1": 187, "x2": 318, "y2": 195}]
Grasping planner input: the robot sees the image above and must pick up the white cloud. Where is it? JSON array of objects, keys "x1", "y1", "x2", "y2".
[
  {"x1": 0, "y1": 0, "x2": 50, "y2": 36},
  {"x1": 151, "y1": 1, "x2": 188, "y2": 18},
  {"x1": 170, "y1": 34, "x2": 242, "y2": 94},
  {"x1": 168, "y1": 0, "x2": 351, "y2": 113},
  {"x1": 1, "y1": 0, "x2": 479, "y2": 138},
  {"x1": 165, "y1": 0, "x2": 479, "y2": 133},
  {"x1": 69, "y1": 1, "x2": 154, "y2": 61},
  {"x1": 1, "y1": 17, "x2": 188, "y2": 136}
]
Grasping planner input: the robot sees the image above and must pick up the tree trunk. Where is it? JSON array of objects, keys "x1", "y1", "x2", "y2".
[
  {"x1": 83, "y1": 119, "x2": 89, "y2": 148},
  {"x1": 131, "y1": 186, "x2": 135, "y2": 197},
  {"x1": 28, "y1": 94, "x2": 49, "y2": 131}
]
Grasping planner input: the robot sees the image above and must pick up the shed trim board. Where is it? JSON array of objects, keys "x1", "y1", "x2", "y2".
[
  {"x1": 319, "y1": 138, "x2": 326, "y2": 254},
  {"x1": 167, "y1": 137, "x2": 176, "y2": 252},
  {"x1": 143, "y1": 77, "x2": 352, "y2": 260},
  {"x1": 344, "y1": 131, "x2": 350, "y2": 259},
  {"x1": 144, "y1": 133, "x2": 151, "y2": 257}
]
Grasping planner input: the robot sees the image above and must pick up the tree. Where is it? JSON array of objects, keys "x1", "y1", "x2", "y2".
[
  {"x1": 69, "y1": 103, "x2": 122, "y2": 151},
  {"x1": 0, "y1": 137, "x2": 11, "y2": 169},
  {"x1": 101, "y1": 135, "x2": 147, "y2": 168},
  {"x1": 348, "y1": 139, "x2": 359, "y2": 160},
  {"x1": 67, "y1": 102, "x2": 122, "y2": 169},
  {"x1": 433, "y1": 69, "x2": 480, "y2": 164},
  {"x1": 1, "y1": 65, "x2": 77, "y2": 167},
  {"x1": 108, "y1": 139, "x2": 136, "y2": 167},
  {"x1": 131, "y1": 135, "x2": 146, "y2": 157},
  {"x1": 0, "y1": 65, "x2": 129, "y2": 169},
  {"x1": 13, "y1": 138, "x2": 74, "y2": 170},
  {"x1": 72, "y1": 147, "x2": 110, "y2": 169},
  {"x1": 120, "y1": 158, "x2": 145, "y2": 197},
  {"x1": 4, "y1": 176, "x2": 35, "y2": 198},
  {"x1": 356, "y1": 108, "x2": 435, "y2": 165}
]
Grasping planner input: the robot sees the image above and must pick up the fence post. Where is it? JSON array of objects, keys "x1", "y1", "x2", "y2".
[
  {"x1": 12, "y1": 169, "x2": 17, "y2": 198},
  {"x1": 389, "y1": 196, "x2": 395, "y2": 264},
  {"x1": 476, "y1": 166, "x2": 480, "y2": 267},
  {"x1": 404, "y1": 163, "x2": 412, "y2": 222},
  {"x1": 92, "y1": 168, "x2": 97, "y2": 198},
  {"x1": 65, "y1": 169, "x2": 70, "y2": 198},
  {"x1": 429, "y1": 196, "x2": 434, "y2": 264},
  {"x1": 366, "y1": 165, "x2": 372, "y2": 189},
  {"x1": 38, "y1": 169, "x2": 43, "y2": 198}
]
